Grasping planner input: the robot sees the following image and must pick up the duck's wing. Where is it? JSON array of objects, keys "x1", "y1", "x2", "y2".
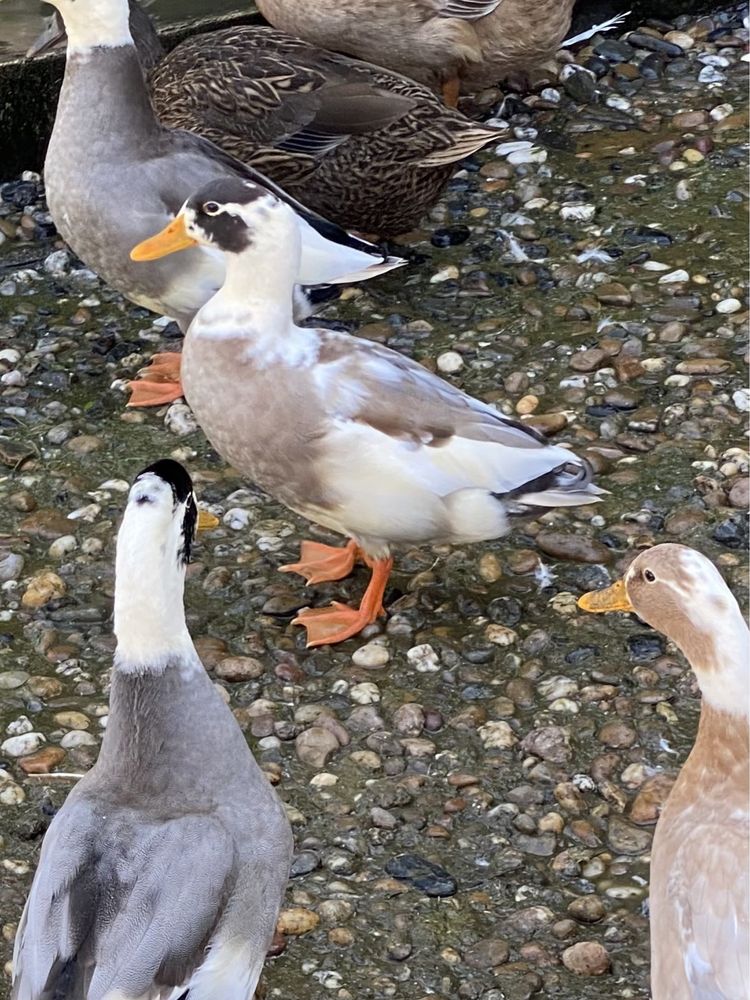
[
  {"x1": 433, "y1": 0, "x2": 505, "y2": 20},
  {"x1": 152, "y1": 28, "x2": 417, "y2": 156},
  {"x1": 313, "y1": 332, "x2": 601, "y2": 506},
  {"x1": 150, "y1": 126, "x2": 404, "y2": 285},
  {"x1": 667, "y1": 820, "x2": 749, "y2": 998},
  {"x1": 12, "y1": 795, "x2": 244, "y2": 1000}
]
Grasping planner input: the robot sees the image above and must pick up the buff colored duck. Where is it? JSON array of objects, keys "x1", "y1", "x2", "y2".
[
  {"x1": 40, "y1": 0, "x2": 403, "y2": 406},
  {"x1": 11, "y1": 460, "x2": 292, "y2": 1000},
  {"x1": 130, "y1": 177, "x2": 603, "y2": 648},
  {"x1": 579, "y1": 544, "x2": 749, "y2": 1000},
  {"x1": 31, "y1": 1, "x2": 502, "y2": 236},
  {"x1": 256, "y1": 0, "x2": 576, "y2": 103}
]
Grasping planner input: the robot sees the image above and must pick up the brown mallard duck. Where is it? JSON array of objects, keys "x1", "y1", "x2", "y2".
[
  {"x1": 256, "y1": 0, "x2": 576, "y2": 103},
  {"x1": 31, "y1": 1, "x2": 502, "y2": 236}
]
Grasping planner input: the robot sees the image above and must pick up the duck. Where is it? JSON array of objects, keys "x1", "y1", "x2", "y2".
[
  {"x1": 11, "y1": 459, "x2": 293, "y2": 1000},
  {"x1": 129, "y1": 177, "x2": 604, "y2": 648},
  {"x1": 30, "y1": 1, "x2": 503, "y2": 237},
  {"x1": 41, "y1": 0, "x2": 404, "y2": 406},
  {"x1": 255, "y1": 0, "x2": 576, "y2": 104},
  {"x1": 578, "y1": 543, "x2": 749, "y2": 1000}
]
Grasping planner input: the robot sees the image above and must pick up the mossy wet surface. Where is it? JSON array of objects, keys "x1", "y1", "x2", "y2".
[{"x1": 0, "y1": 6, "x2": 748, "y2": 999}]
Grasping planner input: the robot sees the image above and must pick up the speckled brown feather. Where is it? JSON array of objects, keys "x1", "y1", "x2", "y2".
[
  {"x1": 147, "y1": 25, "x2": 501, "y2": 234},
  {"x1": 257, "y1": 0, "x2": 575, "y2": 93}
]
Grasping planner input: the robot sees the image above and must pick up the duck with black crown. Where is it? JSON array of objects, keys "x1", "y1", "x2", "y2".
[
  {"x1": 11, "y1": 460, "x2": 293, "y2": 1000},
  {"x1": 130, "y1": 179, "x2": 604, "y2": 648}
]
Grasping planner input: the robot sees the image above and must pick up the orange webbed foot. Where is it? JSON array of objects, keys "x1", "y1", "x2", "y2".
[
  {"x1": 279, "y1": 539, "x2": 360, "y2": 585},
  {"x1": 291, "y1": 556, "x2": 393, "y2": 647},
  {"x1": 441, "y1": 76, "x2": 461, "y2": 108},
  {"x1": 127, "y1": 352, "x2": 183, "y2": 408}
]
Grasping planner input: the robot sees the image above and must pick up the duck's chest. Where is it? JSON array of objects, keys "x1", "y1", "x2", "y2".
[{"x1": 181, "y1": 331, "x2": 333, "y2": 510}]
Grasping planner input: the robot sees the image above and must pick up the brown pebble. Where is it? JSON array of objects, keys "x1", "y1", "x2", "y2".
[
  {"x1": 569, "y1": 348, "x2": 607, "y2": 373},
  {"x1": 19, "y1": 746, "x2": 66, "y2": 774},
  {"x1": 675, "y1": 358, "x2": 732, "y2": 375},
  {"x1": 672, "y1": 110, "x2": 709, "y2": 129},
  {"x1": 536, "y1": 531, "x2": 611, "y2": 564},
  {"x1": 596, "y1": 282, "x2": 632, "y2": 307},
  {"x1": 193, "y1": 636, "x2": 229, "y2": 668},
  {"x1": 20, "y1": 510, "x2": 72, "y2": 540},
  {"x1": 665, "y1": 508, "x2": 706, "y2": 534},
  {"x1": 276, "y1": 907, "x2": 320, "y2": 936},
  {"x1": 568, "y1": 896, "x2": 606, "y2": 923},
  {"x1": 10, "y1": 490, "x2": 37, "y2": 513},
  {"x1": 464, "y1": 938, "x2": 510, "y2": 969},
  {"x1": 597, "y1": 721, "x2": 636, "y2": 748},
  {"x1": 729, "y1": 478, "x2": 749, "y2": 509},
  {"x1": 562, "y1": 941, "x2": 611, "y2": 976},
  {"x1": 629, "y1": 774, "x2": 676, "y2": 825},
  {"x1": 506, "y1": 549, "x2": 540, "y2": 574},
  {"x1": 215, "y1": 656, "x2": 265, "y2": 682},
  {"x1": 522, "y1": 412, "x2": 568, "y2": 436}
]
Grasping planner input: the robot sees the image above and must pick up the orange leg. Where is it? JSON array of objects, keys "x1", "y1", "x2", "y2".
[
  {"x1": 292, "y1": 556, "x2": 393, "y2": 648},
  {"x1": 279, "y1": 539, "x2": 361, "y2": 585},
  {"x1": 442, "y1": 76, "x2": 461, "y2": 108},
  {"x1": 127, "y1": 352, "x2": 184, "y2": 407}
]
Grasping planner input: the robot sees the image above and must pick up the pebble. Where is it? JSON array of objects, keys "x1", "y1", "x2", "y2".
[
  {"x1": 21, "y1": 571, "x2": 66, "y2": 609},
  {"x1": 0, "y1": 671, "x2": 29, "y2": 691},
  {"x1": 295, "y1": 727, "x2": 341, "y2": 768},
  {"x1": 384, "y1": 854, "x2": 457, "y2": 897},
  {"x1": 464, "y1": 938, "x2": 510, "y2": 969},
  {"x1": 352, "y1": 642, "x2": 390, "y2": 669},
  {"x1": 215, "y1": 656, "x2": 264, "y2": 682},
  {"x1": 478, "y1": 721, "x2": 518, "y2": 750},
  {"x1": 561, "y1": 941, "x2": 611, "y2": 976},
  {"x1": 536, "y1": 531, "x2": 611, "y2": 564},
  {"x1": 716, "y1": 297, "x2": 742, "y2": 314},
  {"x1": 1, "y1": 733, "x2": 45, "y2": 757},
  {"x1": 18, "y1": 746, "x2": 66, "y2": 774},
  {"x1": 276, "y1": 907, "x2": 320, "y2": 936},
  {"x1": 437, "y1": 351, "x2": 464, "y2": 373}
]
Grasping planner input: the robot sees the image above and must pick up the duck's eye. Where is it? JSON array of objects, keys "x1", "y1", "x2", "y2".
[
  {"x1": 644, "y1": 569, "x2": 656, "y2": 583},
  {"x1": 202, "y1": 202, "x2": 221, "y2": 216}
]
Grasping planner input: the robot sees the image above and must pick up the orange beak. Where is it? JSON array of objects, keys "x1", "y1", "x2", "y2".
[
  {"x1": 197, "y1": 509, "x2": 220, "y2": 532},
  {"x1": 130, "y1": 214, "x2": 197, "y2": 261},
  {"x1": 577, "y1": 578, "x2": 633, "y2": 614}
]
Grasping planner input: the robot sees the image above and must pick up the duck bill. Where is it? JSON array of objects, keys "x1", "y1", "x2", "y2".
[
  {"x1": 27, "y1": 15, "x2": 66, "y2": 58},
  {"x1": 577, "y1": 579, "x2": 633, "y2": 613},
  {"x1": 130, "y1": 215, "x2": 197, "y2": 261},
  {"x1": 197, "y1": 509, "x2": 220, "y2": 532}
]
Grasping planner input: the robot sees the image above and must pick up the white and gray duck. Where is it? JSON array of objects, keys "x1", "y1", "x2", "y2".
[
  {"x1": 11, "y1": 459, "x2": 293, "y2": 1000},
  {"x1": 130, "y1": 179, "x2": 604, "y2": 647},
  {"x1": 41, "y1": 0, "x2": 403, "y2": 406}
]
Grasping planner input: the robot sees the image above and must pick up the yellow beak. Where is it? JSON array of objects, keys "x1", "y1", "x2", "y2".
[
  {"x1": 577, "y1": 578, "x2": 633, "y2": 614},
  {"x1": 197, "y1": 509, "x2": 220, "y2": 532},
  {"x1": 130, "y1": 215, "x2": 197, "y2": 261}
]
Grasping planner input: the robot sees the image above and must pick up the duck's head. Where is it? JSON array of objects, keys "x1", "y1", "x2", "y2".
[
  {"x1": 38, "y1": 0, "x2": 132, "y2": 54},
  {"x1": 130, "y1": 178, "x2": 296, "y2": 263},
  {"x1": 28, "y1": 0, "x2": 162, "y2": 69},
  {"x1": 579, "y1": 543, "x2": 749, "y2": 716},
  {"x1": 114, "y1": 460, "x2": 217, "y2": 665}
]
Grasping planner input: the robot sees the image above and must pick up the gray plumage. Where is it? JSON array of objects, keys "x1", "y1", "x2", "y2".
[{"x1": 12, "y1": 464, "x2": 293, "y2": 1000}]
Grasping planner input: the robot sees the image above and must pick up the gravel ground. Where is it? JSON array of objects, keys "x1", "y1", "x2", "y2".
[{"x1": 0, "y1": 6, "x2": 747, "y2": 999}]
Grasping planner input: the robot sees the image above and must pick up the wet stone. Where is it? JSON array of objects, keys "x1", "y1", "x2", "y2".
[
  {"x1": 215, "y1": 656, "x2": 265, "y2": 682},
  {"x1": 562, "y1": 941, "x2": 611, "y2": 976},
  {"x1": 536, "y1": 531, "x2": 611, "y2": 564},
  {"x1": 384, "y1": 854, "x2": 457, "y2": 897},
  {"x1": 464, "y1": 938, "x2": 510, "y2": 969},
  {"x1": 607, "y1": 815, "x2": 652, "y2": 855}
]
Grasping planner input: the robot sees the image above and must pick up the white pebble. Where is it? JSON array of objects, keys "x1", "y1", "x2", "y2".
[
  {"x1": 223, "y1": 508, "x2": 251, "y2": 530},
  {"x1": 5, "y1": 716, "x2": 33, "y2": 737},
  {"x1": 507, "y1": 146, "x2": 547, "y2": 166},
  {"x1": 716, "y1": 298, "x2": 742, "y2": 314},
  {"x1": 60, "y1": 731, "x2": 98, "y2": 749},
  {"x1": 49, "y1": 535, "x2": 78, "y2": 559},
  {"x1": 350, "y1": 682, "x2": 380, "y2": 705},
  {"x1": 351, "y1": 642, "x2": 390, "y2": 668},
  {"x1": 43, "y1": 250, "x2": 71, "y2": 277},
  {"x1": 81, "y1": 537, "x2": 104, "y2": 555},
  {"x1": 732, "y1": 389, "x2": 750, "y2": 413},
  {"x1": 406, "y1": 643, "x2": 440, "y2": 672},
  {"x1": 0, "y1": 348, "x2": 21, "y2": 365},
  {"x1": 698, "y1": 65, "x2": 726, "y2": 83},
  {"x1": 658, "y1": 269, "x2": 689, "y2": 284},
  {"x1": 560, "y1": 204, "x2": 596, "y2": 222},
  {"x1": 665, "y1": 374, "x2": 691, "y2": 388},
  {"x1": 0, "y1": 784, "x2": 25, "y2": 806},
  {"x1": 430, "y1": 265, "x2": 459, "y2": 284},
  {"x1": 641, "y1": 260, "x2": 670, "y2": 271},
  {"x1": 165, "y1": 401, "x2": 198, "y2": 436},
  {"x1": 1, "y1": 733, "x2": 45, "y2": 757},
  {"x1": 437, "y1": 351, "x2": 464, "y2": 374},
  {"x1": 710, "y1": 103, "x2": 733, "y2": 121},
  {"x1": 310, "y1": 772, "x2": 338, "y2": 788}
]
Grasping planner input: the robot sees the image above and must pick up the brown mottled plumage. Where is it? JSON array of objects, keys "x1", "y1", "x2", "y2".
[
  {"x1": 256, "y1": 0, "x2": 575, "y2": 95},
  {"x1": 33, "y1": 2, "x2": 502, "y2": 236},
  {"x1": 579, "y1": 544, "x2": 749, "y2": 1000}
]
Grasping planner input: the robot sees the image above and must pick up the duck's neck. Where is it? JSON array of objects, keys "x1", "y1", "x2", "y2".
[
  {"x1": 686, "y1": 600, "x2": 750, "y2": 719},
  {"x1": 194, "y1": 243, "x2": 317, "y2": 363},
  {"x1": 113, "y1": 514, "x2": 196, "y2": 674},
  {"x1": 59, "y1": 41, "x2": 158, "y2": 146}
]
